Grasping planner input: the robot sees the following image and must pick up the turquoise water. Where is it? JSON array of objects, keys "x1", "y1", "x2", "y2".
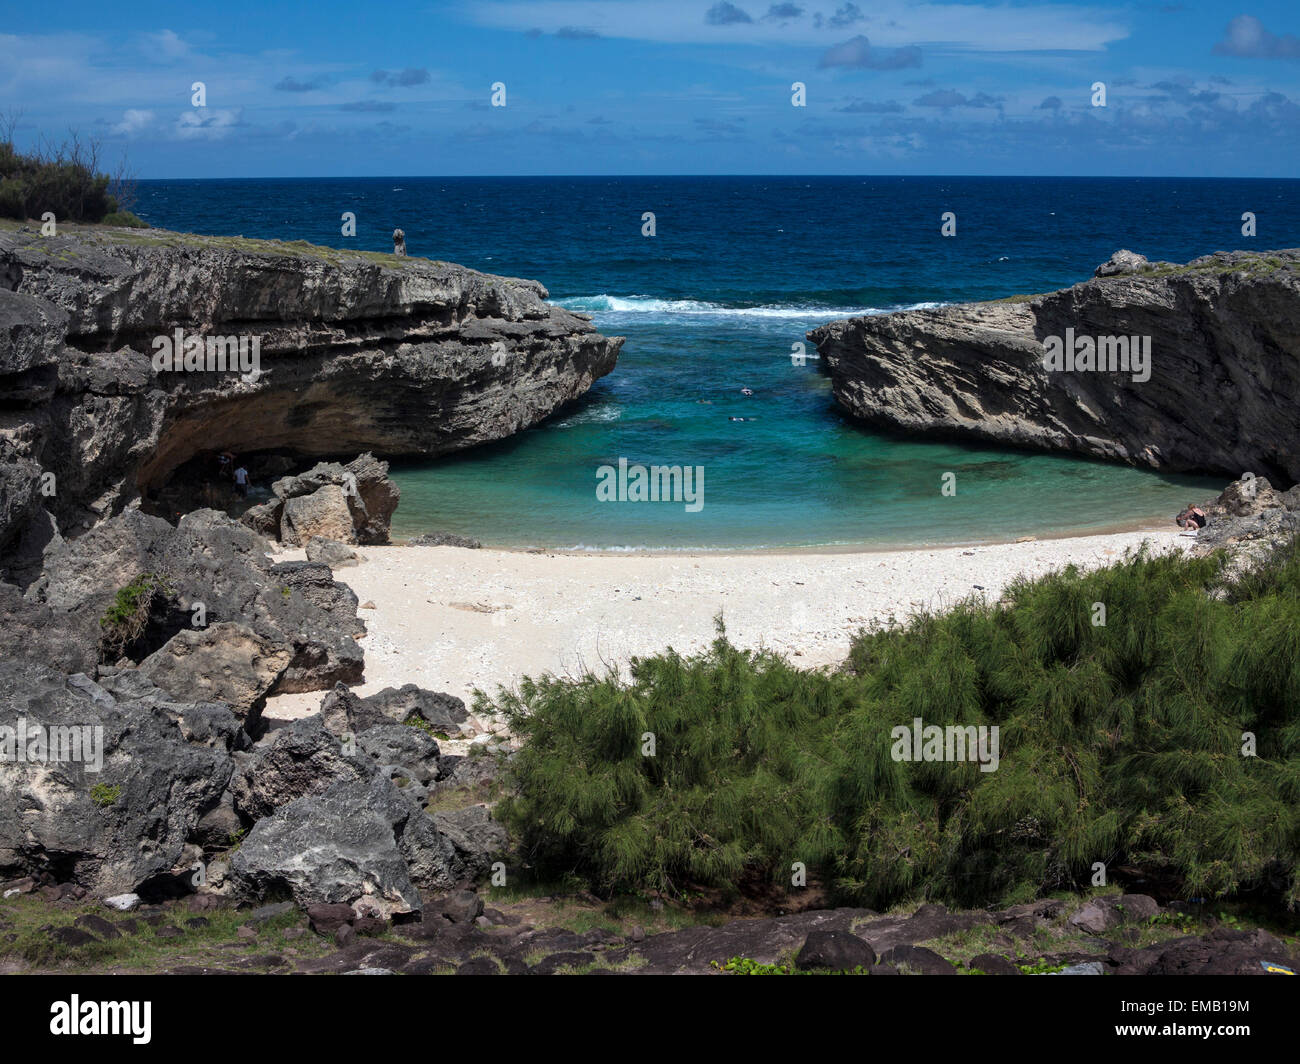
[
  {"x1": 386, "y1": 299, "x2": 1216, "y2": 549},
  {"x1": 135, "y1": 176, "x2": 1286, "y2": 548}
]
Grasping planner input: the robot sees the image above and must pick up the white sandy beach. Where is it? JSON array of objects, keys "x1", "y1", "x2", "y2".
[{"x1": 263, "y1": 527, "x2": 1193, "y2": 733}]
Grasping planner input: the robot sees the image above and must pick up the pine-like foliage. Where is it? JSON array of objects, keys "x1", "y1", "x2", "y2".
[{"x1": 489, "y1": 536, "x2": 1300, "y2": 911}]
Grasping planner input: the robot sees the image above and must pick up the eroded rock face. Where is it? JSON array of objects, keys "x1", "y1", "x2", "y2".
[
  {"x1": 229, "y1": 774, "x2": 456, "y2": 916},
  {"x1": 0, "y1": 224, "x2": 622, "y2": 554},
  {"x1": 231, "y1": 717, "x2": 375, "y2": 822},
  {"x1": 17, "y1": 508, "x2": 363, "y2": 698},
  {"x1": 809, "y1": 249, "x2": 1300, "y2": 485},
  {"x1": 319, "y1": 682, "x2": 473, "y2": 738},
  {"x1": 137, "y1": 622, "x2": 292, "y2": 730},
  {"x1": 0, "y1": 660, "x2": 238, "y2": 895}
]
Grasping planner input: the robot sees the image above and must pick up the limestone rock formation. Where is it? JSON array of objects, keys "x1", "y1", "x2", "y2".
[
  {"x1": 809, "y1": 249, "x2": 1300, "y2": 485},
  {"x1": 0, "y1": 222, "x2": 622, "y2": 557}
]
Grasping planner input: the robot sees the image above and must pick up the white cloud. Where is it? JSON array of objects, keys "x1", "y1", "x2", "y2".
[
  {"x1": 175, "y1": 107, "x2": 243, "y2": 139},
  {"x1": 146, "y1": 29, "x2": 191, "y2": 59},
  {"x1": 461, "y1": 0, "x2": 1130, "y2": 52},
  {"x1": 112, "y1": 108, "x2": 154, "y2": 135}
]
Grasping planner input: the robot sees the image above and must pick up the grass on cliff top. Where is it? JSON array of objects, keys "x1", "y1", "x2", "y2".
[
  {"x1": 488, "y1": 534, "x2": 1300, "y2": 915},
  {"x1": 0, "y1": 215, "x2": 444, "y2": 268}
]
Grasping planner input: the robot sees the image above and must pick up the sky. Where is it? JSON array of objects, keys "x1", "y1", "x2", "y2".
[{"x1": 2, "y1": 1, "x2": 1299, "y2": 177}]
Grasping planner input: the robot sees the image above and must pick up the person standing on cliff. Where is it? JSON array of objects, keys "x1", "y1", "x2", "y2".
[{"x1": 393, "y1": 229, "x2": 406, "y2": 256}]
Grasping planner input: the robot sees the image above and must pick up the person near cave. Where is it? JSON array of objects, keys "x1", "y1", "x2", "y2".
[{"x1": 233, "y1": 464, "x2": 250, "y2": 500}]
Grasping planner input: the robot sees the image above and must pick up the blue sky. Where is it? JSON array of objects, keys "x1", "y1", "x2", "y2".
[{"x1": 3, "y1": 1, "x2": 1299, "y2": 176}]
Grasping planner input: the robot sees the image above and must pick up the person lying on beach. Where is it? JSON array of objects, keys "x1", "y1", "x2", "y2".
[{"x1": 1176, "y1": 503, "x2": 1207, "y2": 531}]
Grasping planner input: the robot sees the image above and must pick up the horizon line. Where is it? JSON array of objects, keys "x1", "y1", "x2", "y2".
[{"x1": 134, "y1": 173, "x2": 1300, "y2": 182}]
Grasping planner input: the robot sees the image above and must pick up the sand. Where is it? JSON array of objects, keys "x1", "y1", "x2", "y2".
[{"x1": 262, "y1": 527, "x2": 1193, "y2": 732}]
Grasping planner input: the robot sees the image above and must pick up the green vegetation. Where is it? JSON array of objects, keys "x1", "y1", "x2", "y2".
[
  {"x1": 100, "y1": 210, "x2": 148, "y2": 228},
  {"x1": 1017, "y1": 958, "x2": 1068, "y2": 975},
  {"x1": 0, "y1": 894, "x2": 317, "y2": 970},
  {"x1": 492, "y1": 536, "x2": 1300, "y2": 912},
  {"x1": 713, "y1": 956, "x2": 870, "y2": 975},
  {"x1": 89, "y1": 783, "x2": 121, "y2": 808},
  {"x1": 98, "y1": 572, "x2": 171, "y2": 660},
  {"x1": 0, "y1": 119, "x2": 142, "y2": 226}
]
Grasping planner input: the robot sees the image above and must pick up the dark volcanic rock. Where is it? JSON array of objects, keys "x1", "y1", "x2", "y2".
[
  {"x1": 15, "y1": 508, "x2": 363, "y2": 696},
  {"x1": 231, "y1": 716, "x2": 375, "y2": 821},
  {"x1": 229, "y1": 774, "x2": 459, "y2": 916},
  {"x1": 795, "y1": 929, "x2": 876, "y2": 970},
  {"x1": 810, "y1": 249, "x2": 1300, "y2": 484},
  {"x1": 318, "y1": 683, "x2": 473, "y2": 740},
  {"x1": 1116, "y1": 927, "x2": 1298, "y2": 976},
  {"x1": 358, "y1": 685, "x2": 472, "y2": 735},
  {"x1": 429, "y1": 805, "x2": 507, "y2": 882},
  {"x1": 357, "y1": 723, "x2": 441, "y2": 805},
  {"x1": 0, "y1": 660, "x2": 236, "y2": 895},
  {"x1": 628, "y1": 907, "x2": 875, "y2": 975}
]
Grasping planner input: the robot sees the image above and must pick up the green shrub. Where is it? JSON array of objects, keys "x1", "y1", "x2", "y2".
[
  {"x1": 0, "y1": 126, "x2": 138, "y2": 224},
  {"x1": 98, "y1": 572, "x2": 170, "y2": 660},
  {"x1": 492, "y1": 537, "x2": 1300, "y2": 912},
  {"x1": 100, "y1": 210, "x2": 147, "y2": 228},
  {"x1": 90, "y1": 783, "x2": 121, "y2": 808}
]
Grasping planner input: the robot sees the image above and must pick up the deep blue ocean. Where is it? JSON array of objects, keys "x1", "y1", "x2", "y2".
[{"x1": 134, "y1": 177, "x2": 1299, "y2": 549}]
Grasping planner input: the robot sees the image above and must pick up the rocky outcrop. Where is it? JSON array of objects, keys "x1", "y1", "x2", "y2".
[
  {"x1": 319, "y1": 682, "x2": 474, "y2": 738},
  {"x1": 0, "y1": 222, "x2": 622, "y2": 559},
  {"x1": 0, "y1": 660, "x2": 239, "y2": 896},
  {"x1": 809, "y1": 249, "x2": 1300, "y2": 485},
  {"x1": 261, "y1": 454, "x2": 399, "y2": 546},
  {"x1": 229, "y1": 774, "x2": 459, "y2": 916},
  {"x1": 1190, "y1": 474, "x2": 1300, "y2": 566},
  {"x1": 16, "y1": 508, "x2": 364, "y2": 696}
]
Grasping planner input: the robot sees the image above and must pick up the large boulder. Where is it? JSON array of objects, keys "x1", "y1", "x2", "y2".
[
  {"x1": 270, "y1": 454, "x2": 400, "y2": 546},
  {"x1": 231, "y1": 716, "x2": 375, "y2": 822},
  {"x1": 429, "y1": 804, "x2": 507, "y2": 882},
  {"x1": 358, "y1": 685, "x2": 472, "y2": 736},
  {"x1": 318, "y1": 683, "x2": 473, "y2": 738},
  {"x1": 0, "y1": 659, "x2": 237, "y2": 895},
  {"x1": 137, "y1": 622, "x2": 292, "y2": 730},
  {"x1": 282, "y1": 485, "x2": 356, "y2": 546},
  {"x1": 357, "y1": 724, "x2": 442, "y2": 806},
  {"x1": 795, "y1": 929, "x2": 877, "y2": 971},
  {"x1": 1093, "y1": 249, "x2": 1153, "y2": 277},
  {"x1": 1194, "y1": 474, "x2": 1300, "y2": 558},
  {"x1": 229, "y1": 774, "x2": 459, "y2": 916}
]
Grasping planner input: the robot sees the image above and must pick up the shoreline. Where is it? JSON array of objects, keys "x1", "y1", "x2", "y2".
[
  {"x1": 263, "y1": 525, "x2": 1194, "y2": 734},
  {"x1": 388, "y1": 515, "x2": 1182, "y2": 558}
]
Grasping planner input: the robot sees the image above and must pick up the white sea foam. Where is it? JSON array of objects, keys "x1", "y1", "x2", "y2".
[
  {"x1": 551, "y1": 405, "x2": 623, "y2": 428},
  {"x1": 556, "y1": 295, "x2": 942, "y2": 319}
]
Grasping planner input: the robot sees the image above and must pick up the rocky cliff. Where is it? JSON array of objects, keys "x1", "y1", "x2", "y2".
[
  {"x1": 808, "y1": 249, "x2": 1300, "y2": 486},
  {"x1": 0, "y1": 220, "x2": 623, "y2": 568}
]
